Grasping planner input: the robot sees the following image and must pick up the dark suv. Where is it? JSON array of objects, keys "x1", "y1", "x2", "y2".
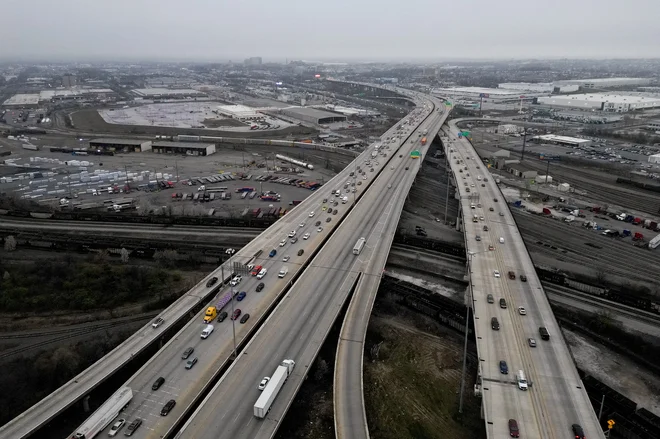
[
  {"x1": 572, "y1": 424, "x2": 585, "y2": 439},
  {"x1": 499, "y1": 360, "x2": 508, "y2": 374},
  {"x1": 151, "y1": 377, "x2": 165, "y2": 391},
  {"x1": 256, "y1": 282, "x2": 265, "y2": 292},
  {"x1": 160, "y1": 399, "x2": 176, "y2": 416}
]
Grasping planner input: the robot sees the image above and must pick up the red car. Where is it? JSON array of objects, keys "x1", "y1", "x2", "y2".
[
  {"x1": 508, "y1": 419, "x2": 519, "y2": 437},
  {"x1": 251, "y1": 265, "x2": 262, "y2": 276},
  {"x1": 231, "y1": 309, "x2": 242, "y2": 320}
]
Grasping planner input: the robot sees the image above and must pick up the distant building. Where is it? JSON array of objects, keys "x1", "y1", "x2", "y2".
[
  {"x1": 152, "y1": 141, "x2": 215, "y2": 156},
  {"x1": 89, "y1": 138, "x2": 152, "y2": 153},
  {"x1": 554, "y1": 77, "x2": 651, "y2": 89},
  {"x1": 647, "y1": 120, "x2": 660, "y2": 132},
  {"x1": 216, "y1": 104, "x2": 259, "y2": 120},
  {"x1": 531, "y1": 134, "x2": 592, "y2": 147},
  {"x1": 537, "y1": 94, "x2": 660, "y2": 112},
  {"x1": 648, "y1": 153, "x2": 660, "y2": 164},
  {"x1": 2, "y1": 93, "x2": 40, "y2": 108},
  {"x1": 131, "y1": 88, "x2": 206, "y2": 99},
  {"x1": 504, "y1": 162, "x2": 538, "y2": 179},
  {"x1": 244, "y1": 57, "x2": 262, "y2": 66},
  {"x1": 280, "y1": 107, "x2": 347, "y2": 125},
  {"x1": 62, "y1": 74, "x2": 77, "y2": 88}
]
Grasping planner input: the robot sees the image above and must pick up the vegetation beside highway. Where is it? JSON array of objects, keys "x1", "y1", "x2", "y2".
[
  {"x1": 0, "y1": 253, "x2": 186, "y2": 313},
  {"x1": 363, "y1": 302, "x2": 484, "y2": 439}
]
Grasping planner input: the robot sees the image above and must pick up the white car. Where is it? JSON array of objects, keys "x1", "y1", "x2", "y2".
[
  {"x1": 518, "y1": 306, "x2": 527, "y2": 315},
  {"x1": 279, "y1": 239, "x2": 287, "y2": 247},
  {"x1": 246, "y1": 264, "x2": 255, "y2": 272},
  {"x1": 108, "y1": 418, "x2": 126, "y2": 436},
  {"x1": 256, "y1": 268, "x2": 267, "y2": 279},
  {"x1": 230, "y1": 275, "x2": 242, "y2": 286},
  {"x1": 283, "y1": 255, "x2": 290, "y2": 262},
  {"x1": 298, "y1": 222, "x2": 305, "y2": 228},
  {"x1": 391, "y1": 166, "x2": 394, "y2": 170},
  {"x1": 493, "y1": 270, "x2": 501, "y2": 278},
  {"x1": 303, "y1": 232, "x2": 311, "y2": 240},
  {"x1": 288, "y1": 230, "x2": 296, "y2": 238},
  {"x1": 225, "y1": 248, "x2": 235, "y2": 255},
  {"x1": 317, "y1": 227, "x2": 323, "y2": 232},
  {"x1": 258, "y1": 377, "x2": 270, "y2": 391},
  {"x1": 309, "y1": 211, "x2": 315, "y2": 217},
  {"x1": 152, "y1": 318, "x2": 164, "y2": 328}
]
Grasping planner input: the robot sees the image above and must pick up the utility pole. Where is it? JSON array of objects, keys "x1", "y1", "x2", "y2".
[{"x1": 520, "y1": 129, "x2": 528, "y2": 161}]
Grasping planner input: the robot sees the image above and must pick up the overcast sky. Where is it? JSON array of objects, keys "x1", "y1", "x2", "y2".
[{"x1": 2, "y1": 0, "x2": 659, "y2": 62}]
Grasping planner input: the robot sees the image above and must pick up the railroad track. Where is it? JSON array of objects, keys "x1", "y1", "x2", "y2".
[{"x1": 0, "y1": 315, "x2": 155, "y2": 361}]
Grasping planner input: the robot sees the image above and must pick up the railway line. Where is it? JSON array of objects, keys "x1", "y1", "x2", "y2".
[
  {"x1": 0, "y1": 314, "x2": 155, "y2": 361},
  {"x1": 512, "y1": 210, "x2": 660, "y2": 284}
]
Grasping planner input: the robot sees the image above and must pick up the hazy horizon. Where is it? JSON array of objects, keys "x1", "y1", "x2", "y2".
[{"x1": 1, "y1": 0, "x2": 659, "y2": 62}]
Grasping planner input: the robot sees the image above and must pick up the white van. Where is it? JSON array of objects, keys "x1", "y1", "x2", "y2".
[
  {"x1": 477, "y1": 175, "x2": 482, "y2": 181},
  {"x1": 201, "y1": 324, "x2": 214, "y2": 339},
  {"x1": 257, "y1": 268, "x2": 267, "y2": 279},
  {"x1": 342, "y1": 196, "x2": 348, "y2": 204},
  {"x1": 278, "y1": 266, "x2": 289, "y2": 278},
  {"x1": 516, "y1": 370, "x2": 528, "y2": 390},
  {"x1": 499, "y1": 237, "x2": 505, "y2": 244}
]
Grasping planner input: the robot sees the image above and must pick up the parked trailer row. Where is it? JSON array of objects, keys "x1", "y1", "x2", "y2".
[{"x1": 254, "y1": 174, "x2": 322, "y2": 190}]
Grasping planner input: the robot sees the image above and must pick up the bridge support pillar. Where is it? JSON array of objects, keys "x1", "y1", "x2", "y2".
[
  {"x1": 456, "y1": 209, "x2": 463, "y2": 232},
  {"x1": 82, "y1": 395, "x2": 91, "y2": 413}
]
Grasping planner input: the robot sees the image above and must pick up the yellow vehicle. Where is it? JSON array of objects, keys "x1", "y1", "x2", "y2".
[{"x1": 203, "y1": 306, "x2": 218, "y2": 323}]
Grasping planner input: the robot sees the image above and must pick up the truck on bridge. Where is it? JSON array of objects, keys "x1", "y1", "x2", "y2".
[
  {"x1": 253, "y1": 359, "x2": 295, "y2": 419},
  {"x1": 70, "y1": 387, "x2": 132, "y2": 439},
  {"x1": 421, "y1": 137, "x2": 427, "y2": 145}
]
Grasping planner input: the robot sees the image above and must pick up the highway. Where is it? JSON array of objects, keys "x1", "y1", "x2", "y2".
[
  {"x1": 73, "y1": 98, "x2": 434, "y2": 439},
  {"x1": 443, "y1": 120, "x2": 604, "y2": 439},
  {"x1": 332, "y1": 100, "x2": 447, "y2": 439},
  {"x1": 175, "y1": 97, "x2": 442, "y2": 439}
]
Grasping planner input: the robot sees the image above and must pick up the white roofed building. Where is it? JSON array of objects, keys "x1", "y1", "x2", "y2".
[
  {"x1": 537, "y1": 94, "x2": 660, "y2": 112},
  {"x1": 216, "y1": 104, "x2": 260, "y2": 120}
]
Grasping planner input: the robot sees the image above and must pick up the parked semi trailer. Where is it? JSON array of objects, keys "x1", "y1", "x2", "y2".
[
  {"x1": 69, "y1": 387, "x2": 133, "y2": 439},
  {"x1": 253, "y1": 359, "x2": 295, "y2": 418}
]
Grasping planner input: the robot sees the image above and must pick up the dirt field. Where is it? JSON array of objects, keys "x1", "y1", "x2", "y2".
[{"x1": 364, "y1": 305, "x2": 483, "y2": 439}]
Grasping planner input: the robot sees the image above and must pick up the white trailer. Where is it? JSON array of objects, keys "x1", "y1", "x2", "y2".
[
  {"x1": 275, "y1": 154, "x2": 314, "y2": 170},
  {"x1": 253, "y1": 359, "x2": 295, "y2": 419},
  {"x1": 70, "y1": 387, "x2": 132, "y2": 439},
  {"x1": 649, "y1": 234, "x2": 660, "y2": 250}
]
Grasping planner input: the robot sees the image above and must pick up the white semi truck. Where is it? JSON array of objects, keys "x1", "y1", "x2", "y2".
[
  {"x1": 253, "y1": 359, "x2": 295, "y2": 419},
  {"x1": 69, "y1": 387, "x2": 133, "y2": 439}
]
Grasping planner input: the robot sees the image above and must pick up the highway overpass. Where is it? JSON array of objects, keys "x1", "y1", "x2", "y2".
[{"x1": 174, "y1": 94, "x2": 445, "y2": 439}]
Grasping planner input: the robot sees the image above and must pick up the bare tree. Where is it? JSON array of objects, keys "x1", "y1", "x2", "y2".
[
  {"x1": 120, "y1": 248, "x2": 130, "y2": 264},
  {"x1": 4, "y1": 235, "x2": 17, "y2": 252}
]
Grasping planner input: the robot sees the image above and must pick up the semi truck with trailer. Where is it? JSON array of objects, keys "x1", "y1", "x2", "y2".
[
  {"x1": 69, "y1": 387, "x2": 133, "y2": 439},
  {"x1": 253, "y1": 359, "x2": 295, "y2": 418}
]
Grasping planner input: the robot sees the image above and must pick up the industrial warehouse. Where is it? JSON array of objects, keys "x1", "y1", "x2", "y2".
[
  {"x1": 88, "y1": 138, "x2": 153, "y2": 153},
  {"x1": 532, "y1": 134, "x2": 593, "y2": 147},
  {"x1": 279, "y1": 107, "x2": 347, "y2": 125},
  {"x1": 151, "y1": 141, "x2": 216, "y2": 156},
  {"x1": 537, "y1": 93, "x2": 660, "y2": 112}
]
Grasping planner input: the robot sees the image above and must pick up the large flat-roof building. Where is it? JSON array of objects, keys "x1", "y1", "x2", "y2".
[
  {"x1": 498, "y1": 82, "x2": 580, "y2": 93},
  {"x1": 433, "y1": 86, "x2": 521, "y2": 101},
  {"x1": 152, "y1": 141, "x2": 215, "y2": 156},
  {"x1": 216, "y1": 104, "x2": 259, "y2": 120},
  {"x1": 537, "y1": 93, "x2": 660, "y2": 112},
  {"x1": 554, "y1": 77, "x2": 651, "y2": 89},
  {"x1": 131, "y1": 88, "x2": 207, "y2": 99},
  {"x1": 532, "y1": 134, "x2": 592, "y2": 147},
  {"x1": 280, "y1": 107, "x2": 346, "y2": 125},
  {"x1": 89, "y1": 138, "x2": 152, "y2": 153},
  {"x1": 2, "y1": 94, "x2": 41, "y2": 107}
]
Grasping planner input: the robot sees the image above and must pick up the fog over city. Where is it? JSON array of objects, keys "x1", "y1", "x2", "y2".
[{"x1": 2, "y1": 0, "x2": 659, "y2": 61}]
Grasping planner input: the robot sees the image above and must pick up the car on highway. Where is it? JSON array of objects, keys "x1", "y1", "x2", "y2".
[
  {"x1": 315, "y1": 221, "x2": 321, "y2": 226},
  {"x1": 303, "y1": 232, "x2": 311, "y2": 240},
  {"x1": 152, "y1": 376, "x2": 165, "y2": 390},
  {"x1": 528, "y1": 338, "x2": 537, "y2": 347},
  {"x1": 225, "y1": 248, "x2": 235, "y2": 255},
  {"x1": 518, "y1": 306, "x2": 526, "y2": 315},
  {"x1": 298, "y1": 249, "x2": 304, "y2": 256},
  {"x1": 471, "y1": 183, "x2": 475, "y2": 187},
  {"x1": 493, "y1": 198, "x2": 498, "y2": 202},
  {"x1": 481, "y1": 183, "x2": 485, "y2": 187},
  {"x1": 160, "y1": 399, "x2": 176, "y2": 416},
  {"x1": 299, "y1": 222, "x2": 305, "y2": 228},
  {"x1": 251, "y1": 265, "x2": 262, "y2": 276},
  {"x1": 508, "y1": 419, "x2": 520, "y2": 438},
  {"x1": 391, "y1": 166, "x2": 394, "y2": 170},
  {"x1": 290, "y1": 237, "x2": 298, "y2": 243},
  {"x1": 206, "y1": 277, "x2": 218, "y2": 288},
  {"x1": 317, "y1": 227, "x2": 323, "y2": 232},
  {"x1": 493, "y1": 270, "x2": 501, "y2": 278},
  {"x1": 230, "y1": 275, "x2": 242, "y2": 286},
  {"x1": 322, "y1": 205, "x2": 327, "y2": 211},
  {"x1": 231, "y1": 309, "x2": 241, "y2": 320},
  {"x1": 499, "y1": 212, "x2": 504, "y2": 216},
  {"x1": 326, "y1": 217, "x2": 331, "y2": 223},
  {"x1": 152, "y1": 317, "x2": 164, "y2": 328},
  {"x1": 257, "y1": 268, "x2": 267, "y2": 279},
  {"x1": 258, "y1": 377, "x2": 270, "y2": 391},
  {"x1": 256, "y1": 282, "x2": 265, "y2": 292},
  {"x1": 269, "y1": 249, "x2": 277, "y2": 257},
  {"x1": 499, "y1": 360, "x2": 508, "y2": 374},
  {"x1": 487, "y1": 294, "x2": 494, "y2": 303},
  {"x1": 489, "y1": 245, "x2": 494, "y2": 251},
  {"x1": 405, "y1": 167, "x2": 409, "y2": 170},
  {"x1": 279, "y1": 239, "x2": 287, "y2": 247},
  {"x1": 283, "y1": 255, "x2": 290, "y2": 262},
  {"x1": 185, "y1": 357, "x2": 198, "y2": 369},
  {"x1": 520, "y1": 275, "x2": 527, "y2": 282},
  {"x1": 240, "y1": 313, "x2": 250, "y2": 324},
  {"x1": 483, "y1": 225, "x2": 489, "y2": 231},
  {"x1": 217, "y1": 311, "x2": 228, "y2": 322},
  {"x1": 288, "y1": 230, "x2": 296, "y2": 238},
  {"x1": 327, "y1": 208, "x2": 333, "y2": 214},
  {"x1": 399, "y1": 154, "x2": 403, "y2": 157},
  {"x1": 475, "y1": 235, "x2": 481, "y2": 241},
  {"x1": 357, "y1": 181, "x2": 362, "y2": 185},
  {"x1": 237, "y1": 291, "x2": 247, "y2": 301},
  {"x1": 108, "y1": 418, "x2": 125, "y2": 437},
  {"x1": 479, "y1": 216, "x2": 484, "y2": 221},
  {"x1": 334, "y1": 201, "x2": 339, "y2": 206},
  {"x1": 572, "y1": 424, "x2": 585, "y2": 439},
  {"x1": 124, "y1": 419, "x2": 142, "y2": 437},
  {"x1": 309, "y1": 211, "x2": 315, "y2": 217}
]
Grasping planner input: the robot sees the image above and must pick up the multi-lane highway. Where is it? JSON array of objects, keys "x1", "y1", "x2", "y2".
[
  {"x1": 444, "y1": 120, "x2": 604, "y2": 439},
  {"x1": 176, "y1": 99, "x2": 443, "y2": 439}
]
